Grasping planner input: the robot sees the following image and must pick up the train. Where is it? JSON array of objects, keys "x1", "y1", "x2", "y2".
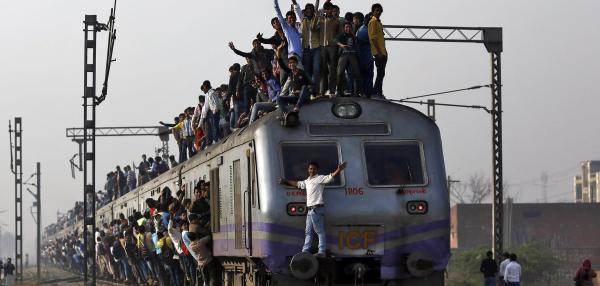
[{"x1": 48, "y1": 97, "x2": 450, "y2": 285}]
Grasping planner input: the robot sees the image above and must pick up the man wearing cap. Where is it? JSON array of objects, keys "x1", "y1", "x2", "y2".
[{"x1": 279, "y1": 161, "x2": 347, "y2": 256}]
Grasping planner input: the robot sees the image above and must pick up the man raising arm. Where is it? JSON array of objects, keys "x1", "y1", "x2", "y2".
[{"x1": 279, "y1": 161, "x2": 347, "y2": 256}]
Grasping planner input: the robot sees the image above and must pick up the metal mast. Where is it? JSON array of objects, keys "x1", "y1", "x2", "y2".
[
  {"x1": 9, "y1": 117, "x2": 24, "y2": 281},
  {"x1": 35, "y1": 162, "x2": 41, "y2": 282},
  {"x1": 82, "y1": 3, "x2": 116, "y2": 283},
  {"x1": 383, "y1": 25, "x2": 504, "y2": 257},
  {"x1": 83, "y1": 15, "x2": 99, "y2": 285}
]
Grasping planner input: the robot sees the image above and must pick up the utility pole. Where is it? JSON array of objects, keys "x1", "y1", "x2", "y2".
[
  {"x1": 447, "y1": 175, "x2": 460, "y2": 192},
  {"x1": 81, "y1": 3, "x2": 116, "y2": 284},
  {"x1": 541, "y1": 172, "x2": 548, "y2": 203},
  {"x1": 25, "y1": 162, "x2": 40, "y2": 282},
  {"x1": 33, "y1": 163, "x2": 41, "y2": 282},
  {"x1": 9, "y1": 117, "x2": 24, "y2": 281},
  {"x1": 37, "y1": 163, "x2": 41, "y2": 281}
]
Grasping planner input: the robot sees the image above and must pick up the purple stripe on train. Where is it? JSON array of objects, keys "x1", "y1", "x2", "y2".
[
  {"x1": 218, "y1": 219, "x2": 449, "y2": 243},
  {"x1": 213, "y1": 220, "x2": 450, "y2": 279}
]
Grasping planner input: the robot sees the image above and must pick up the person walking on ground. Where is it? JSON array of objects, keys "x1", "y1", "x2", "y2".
[
  {"x1": 480, "y1": 250, "x2": 498, "y2": 286},
  {"x1": 574, "y1": 259, "x2": 597, "y2": 286},
  {"x1": 4, "y1": 258, "x2": 15, "y2": 286},
  {"x1": 278, "y1": 161, "x2": 347, "y2": 256},
  {"x1": 503, "y1": 253, "x2": 521, "y2": 286},
  {"x1": 498, "y1": 252, "x2": 510, "y2": 285}
]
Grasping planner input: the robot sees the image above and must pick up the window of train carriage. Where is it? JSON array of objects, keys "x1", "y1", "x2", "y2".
[
  {"x1": 363, "y1": 141, "x2": 427, "y2": 186},
  {"x1": 281, "y1": 142, "x2": 343, "y2": 187}
]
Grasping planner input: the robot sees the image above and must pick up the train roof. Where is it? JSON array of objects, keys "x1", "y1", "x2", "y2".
[{"x1": 165, "y1": 98, "x2": 437, "y2": 170}]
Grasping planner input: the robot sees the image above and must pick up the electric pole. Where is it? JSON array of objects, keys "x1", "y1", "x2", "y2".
[
  {"x1": 24, "y1": 162, "x2": 41, "y2": 282},
  {"x1": 9, "y1": 117, "x2": 24, "y2": 281}
]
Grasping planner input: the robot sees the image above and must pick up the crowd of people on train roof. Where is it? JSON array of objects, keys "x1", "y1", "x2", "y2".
[
  {"x1": 95, "y1": 0, "x2": 389, "y2": 208},
  {"x1": 44, "y1": 1, "x2": 389, "y2": 285}
]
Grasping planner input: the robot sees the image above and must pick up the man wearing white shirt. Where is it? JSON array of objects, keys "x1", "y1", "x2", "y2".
[
  {"x1": 200, "y1": 80, "x2": 222, "y2": 145},
  {"x1": 279, "y1": 161, "x2": 347, "y2": 256},
  {"x1": 504, "y1": 253, "x2": 522, "y2": 286},
  {"x1": 498, "y1": 252, "x2": 510, "y2": 285}
]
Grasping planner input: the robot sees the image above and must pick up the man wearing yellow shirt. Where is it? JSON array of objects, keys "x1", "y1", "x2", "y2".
[{"x1": 368, "y1": 3, "x2": 387, "y2": 99}]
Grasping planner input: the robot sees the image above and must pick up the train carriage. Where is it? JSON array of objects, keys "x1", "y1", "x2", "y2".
[
  {"x1": 51, "y1": 98, "x2": 450, "y2": 286},
  {"x1": 153, "y1": 98, "x2": 449, "y2": 285}
]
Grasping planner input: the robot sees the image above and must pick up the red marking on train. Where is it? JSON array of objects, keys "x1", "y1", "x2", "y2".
[
  {"x1": 397, "y1": 188, "x2": 427, "y2": 195},
  {"x1": 286, "y1": 191, "x2": 307, "y2": 197},
  {"x1": 345, "y1": 187, "x2": 364, "y2": 196}
]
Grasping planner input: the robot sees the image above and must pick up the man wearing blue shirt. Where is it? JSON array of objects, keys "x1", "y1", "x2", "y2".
[{"x1": 274, "y1": 0, "x2": 303, "y2": 60}]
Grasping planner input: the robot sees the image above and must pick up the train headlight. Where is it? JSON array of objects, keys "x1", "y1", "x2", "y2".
[
  {"x1": 407, "y1": 201, "x2": 428, "y2": 215},
  {"x1": 332, "y1": 101, "x2": 362, "y2": 119},
  {"x1": 287, "y1": 203, "x2": 308, "y2": 216}
]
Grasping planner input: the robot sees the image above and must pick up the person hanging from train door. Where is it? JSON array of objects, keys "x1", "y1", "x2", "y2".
[
  {"x1": 188, "y1": 181, "x2": 220, "y2": 286},
  {"x1": 279, "y1": 161, "x2": 347, "y2": 257}
]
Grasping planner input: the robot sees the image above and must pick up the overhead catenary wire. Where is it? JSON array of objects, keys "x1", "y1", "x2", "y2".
[
  {"x1": 399, "y1": 84, "x2": 491, "y2": 101},
  {"x1": 386, "y1": 83, "x2": 495, "y2": 114},
  {"x1": 388, "y1": 99, "x2": 492, "y2": 113},
  {"x1": 510, "y1": 166, "x2": 579, "y2": 186}
]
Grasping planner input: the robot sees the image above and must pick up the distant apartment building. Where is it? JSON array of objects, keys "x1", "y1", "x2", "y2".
[{"x1": 573, "y1": 160, "x2": 600, "y2": 202}]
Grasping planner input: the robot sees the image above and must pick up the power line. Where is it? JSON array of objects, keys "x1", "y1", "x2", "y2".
[
  {"x1": 389, "y1": 99, "x2": 492, "y2": 113},
  {"x1": 400, "y1": 84, "x2": 491, "y2": 101},
  {"x1": 510, "y1": 166, "x2": 579, "y2": 186}
]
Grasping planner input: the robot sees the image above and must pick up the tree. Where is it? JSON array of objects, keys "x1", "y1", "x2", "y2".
[
  {"x1": 450, "y1": 173, "x2": 511, "y2": 204},
  {"x1": 450, "y1": 173, "x2": 491, "y2": 204}
]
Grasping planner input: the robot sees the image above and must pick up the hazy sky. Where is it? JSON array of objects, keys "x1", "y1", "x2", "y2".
[{"x1": 1, "y1": 0, "x2": 599, "y2": 258}]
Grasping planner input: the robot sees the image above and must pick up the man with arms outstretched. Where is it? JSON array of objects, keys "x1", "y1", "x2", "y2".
[{"x1": 279, "y1": 161, "x2": 347, "y2": 256}]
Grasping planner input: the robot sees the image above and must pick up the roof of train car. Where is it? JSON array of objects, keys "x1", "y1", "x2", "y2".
[
  {"x1": 180, "y1": 98, "x2": 435, "y2": 167},
  {"x1": 103, "y1": 98, "x2": 437, "y2": 198},
  {"x1": 50, "y1": 99, "x2": 435, "y2": 240}
]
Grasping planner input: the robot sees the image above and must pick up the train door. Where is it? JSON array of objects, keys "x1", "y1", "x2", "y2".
[
  {"x1": 231, "y1": 158, "x2": 251, "y2": 255},
  {"x1": 233, "y1": 160, "x2": 243, "y2": 251},
  {"x1": 209, "y1": 167, "x2": 223, "y2": 250}
]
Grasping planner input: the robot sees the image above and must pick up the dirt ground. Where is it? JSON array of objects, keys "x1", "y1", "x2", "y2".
[{"x1": 17, "y1": 266, "x2": 118, "y2": 285}]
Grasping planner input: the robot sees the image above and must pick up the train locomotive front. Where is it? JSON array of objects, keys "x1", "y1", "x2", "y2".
[{"x1": 248, "y1": 98, "x2": 450, "y2": 285}]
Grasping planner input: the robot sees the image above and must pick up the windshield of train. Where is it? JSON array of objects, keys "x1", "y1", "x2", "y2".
[
  {"x1": 281, "y1": 142, "x2": 343, "y2": 187},
  {"x1": 364, "y1": 142, "x2": 426, "y2": 186}
]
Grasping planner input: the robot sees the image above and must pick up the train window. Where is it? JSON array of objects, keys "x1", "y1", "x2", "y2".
[
  {"x1": 281, "y1": 142, "x2": 343, "y2": 187},
  {"x1": 363, "y1": 141, "x2": 427, "y2": 186}
]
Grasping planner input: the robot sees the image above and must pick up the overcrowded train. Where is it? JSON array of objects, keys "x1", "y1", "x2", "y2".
[{"x1": 47, "y1": 97, "x2": 450, "y2": 285}]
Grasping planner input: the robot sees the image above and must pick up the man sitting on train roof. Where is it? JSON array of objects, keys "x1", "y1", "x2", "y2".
[
  {"x1": 279, "y1": 161, "x2": 347, "y2": 256},
  {"x1": 275, "y1": 43, "x2": 312, "y2": 114}
]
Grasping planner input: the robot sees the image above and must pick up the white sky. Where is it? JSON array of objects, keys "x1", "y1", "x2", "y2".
[{"x1": 1, "y1": 0, "x2": 599, "y2": 258}]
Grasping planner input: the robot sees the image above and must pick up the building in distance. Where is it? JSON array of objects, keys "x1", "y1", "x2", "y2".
[{"x1": 573, "y1": 160, "x2": 600, "y2": 203}]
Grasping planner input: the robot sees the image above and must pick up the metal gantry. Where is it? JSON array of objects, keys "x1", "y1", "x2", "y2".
[
  {"x1": 9, "y1": 117, "x2": 24, "y2": 281},
  {"x1": 66, "y1": 126, "x2": 170, "y2": 174},
  {"x1": 384, "y1": 25, "x2": 504, "y2": 257}
]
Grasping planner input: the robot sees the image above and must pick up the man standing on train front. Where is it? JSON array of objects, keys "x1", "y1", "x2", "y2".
[{"x1": 279, "y1": 161, "x2": 347, "y2": 256}]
